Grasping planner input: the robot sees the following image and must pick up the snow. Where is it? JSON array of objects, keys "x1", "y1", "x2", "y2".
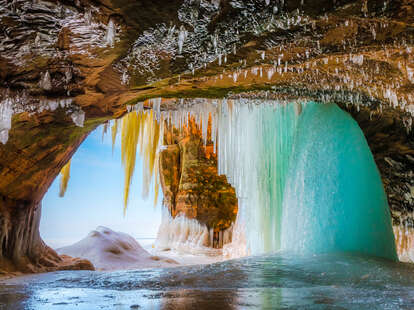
[
  {"x1": 70, "y1": 110, "x2": 85, "y2": 127},
  {"x1": 57, "y1": 226, "x2": 178, "y2": 271}
]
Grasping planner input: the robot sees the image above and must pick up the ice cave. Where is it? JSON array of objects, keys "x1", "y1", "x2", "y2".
[{"x1": 0, "y1": 0, "x2": 414, "y2": 309}]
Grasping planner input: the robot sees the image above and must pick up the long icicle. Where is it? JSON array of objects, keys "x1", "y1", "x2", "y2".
[
  {"x1": 121, "y1": 112, "x2": 140, "y2": 213},
  {"x1": 59, "y1": 160, "x2": 71, "y2": 197},
  {"x1": 111, "y1": 119, "x2": 118, "y2": 154},
  {"x1": 120, "y1": 107, "x2": 163, "y2": 212}
]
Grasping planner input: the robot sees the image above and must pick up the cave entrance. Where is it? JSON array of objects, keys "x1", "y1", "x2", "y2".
[
  {"x1": 1, "y1": 96, "x2": 411, "y2": 274},
  {"x1": 40, "y1": 119, "x2": 227, "y2": 271},
  {"x1": 40, "y1": 97, "x2": 411, "y2": 269}
]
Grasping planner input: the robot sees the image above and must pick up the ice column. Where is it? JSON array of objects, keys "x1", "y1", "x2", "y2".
[
  {"x1": 0, "y1": 98, "x2": 13, "y2": 144},
  {"x1": 281, "y1": 103, "x2": 397, "y2": 261},
  {"x1": 219, "y1": 100, "x2": 300, "y2": 256},
  {"x1": 105, "y1": 19, "x2": 115, "y2": 47}
]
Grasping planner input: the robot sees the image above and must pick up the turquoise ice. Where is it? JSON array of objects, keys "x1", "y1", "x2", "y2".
[{"x1": 281, "y1": 103, "x2": 397, "y2": 260}]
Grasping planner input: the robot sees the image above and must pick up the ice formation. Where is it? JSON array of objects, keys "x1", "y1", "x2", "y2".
[
  {"x1": 0, "y1": 98, "x2": 13, "y2": 144},
  {"x1": 57, "y1": 226, "x2": 178, "y2": 270},
  {"x1": 105, "y1": 19, "x2": 115, "y2": 47},
  {"x1": 0, "y1": 92, "x2": 79, "y2": 145},
  {"x1": 39, "y1": 71, "x2": 52, "y2": 91},
  {"x1": 120, "y1": 102, "x2": 163, "y2": 210},
  {"x1": 394, "y1": 226, "x2": 414, "y2": 262},
  {"x1": 177, "y1": 26, "x2": 187, "y2": 54},
  {"x1": 139, "y1": 98, "x2": 397, "y2": 260},
  {"x1": 281, "y1": 103, "x2": 397, "y2": 260},
  {"x1": 0, "y1": 1, "x2": 120, "y2": 65},
  {"x1": 155, "y1": 208, "x2": 231, "y2": 255},
  {"x1": 71, "y1": 110, "x2": 85, "y2": 127},
  {"x1": 59, "y1": 160, "x2": 71, "y2": 197},
  {"x1": 217, "y1": 100, "x2": 300, "y2": 255}
]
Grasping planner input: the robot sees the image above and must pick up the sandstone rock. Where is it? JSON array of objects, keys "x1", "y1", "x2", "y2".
[
  {"x1": 56, "y1": 27, "x2": 72, "y2": 51},
  {"x1": 159, "y1": 119, "x2": 238, "y2": 248}
]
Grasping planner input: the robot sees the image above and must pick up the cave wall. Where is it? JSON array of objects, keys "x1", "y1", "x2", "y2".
[
  {"x1": 342, "y1": 104, "x2": 414, "y2": 227},
  {"x1": 0, "y1": 111, "x2": 103, "y2": 273}
]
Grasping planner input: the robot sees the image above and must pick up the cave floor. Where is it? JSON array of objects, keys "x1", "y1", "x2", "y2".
[{"x1": 1, "y1": 252, "x2": 414, "y2": 309}]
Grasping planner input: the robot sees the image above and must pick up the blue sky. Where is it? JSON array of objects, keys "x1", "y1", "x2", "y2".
[{"x1": 40, "y1": 123, "x2": 162, "y2": 248}]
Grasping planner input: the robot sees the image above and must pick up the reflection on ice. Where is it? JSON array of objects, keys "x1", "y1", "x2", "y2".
[{"x1": 2, "y1": 252, "x2": 414, "y2": 309}]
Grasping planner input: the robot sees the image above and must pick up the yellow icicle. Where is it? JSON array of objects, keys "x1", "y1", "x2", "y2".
[
  {"x1": 121, "y1": 112, "x2": 140, "y2": 213},
  {"x1": 59, "y1": 160, "x2": 71, "y2": 197},
  {"x1": 120, "y1": 108, "x2": 163, "y2": 212},
  {"x1": 111, "y1": 119, "x2": 118, "y2": 154}
]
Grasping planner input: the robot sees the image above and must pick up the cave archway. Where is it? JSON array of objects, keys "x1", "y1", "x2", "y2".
[{"x1": 1, "y1": 95, "x2": 413, "y2": 273}]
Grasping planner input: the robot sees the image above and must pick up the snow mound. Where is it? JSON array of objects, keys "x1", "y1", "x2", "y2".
[{"x1": 57, "y1": 226, "x2": 178, "y2": 271}]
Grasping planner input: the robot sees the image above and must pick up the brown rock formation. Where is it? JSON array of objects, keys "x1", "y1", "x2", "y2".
[
  {"x1": 0, "y1": 110, "x2": 103, "y2": 273},
  {"x1": 159, "y1": 117, "x2": 237, "y2": 248},
  {"x1": 0, "y1": 199, "x2": 94, "y2": 275}
]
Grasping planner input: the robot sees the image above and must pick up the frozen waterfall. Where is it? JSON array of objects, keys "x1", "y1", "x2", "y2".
[
  {"x1": 130, "y1": 98, "x2": 397, "y2": 260},
  {"x1": 280, "y1": 103, "x2": 397, "y2": 260},
  {"x1": 219, "y1": 101, "x2": 397, "y2": 261}
]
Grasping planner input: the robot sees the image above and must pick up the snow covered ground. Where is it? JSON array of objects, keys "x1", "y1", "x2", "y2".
[{"x1": 57, "y1": 226, "x2": 178, "y2": 271}]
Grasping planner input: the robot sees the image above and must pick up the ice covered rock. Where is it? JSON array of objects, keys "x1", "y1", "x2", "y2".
[
  {"x1": 57, "y1": 226, "x2": 178, "y2": 270},
  {"x1": 71, "y1": 110, "x2": 85, "y2": 127}
]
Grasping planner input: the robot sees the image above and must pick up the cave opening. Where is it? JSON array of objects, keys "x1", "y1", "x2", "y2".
[
  {"x1": 33, "y1": 97, "x2": 408, "y2": 273},
  {"x1": 39, "y1": 118, "x2": 226, "y2": 271},
  {"x1": 2, "y1": 96, "x2": 414, "y2": 309}
]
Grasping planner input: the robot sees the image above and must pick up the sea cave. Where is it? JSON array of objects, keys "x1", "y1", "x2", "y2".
[{"x1": 1, "y1": 0, "x2": 414, "y2": 309}]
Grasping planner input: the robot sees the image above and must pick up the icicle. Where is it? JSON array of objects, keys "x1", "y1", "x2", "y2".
[
  {"x1": 65, "y1": 68, "x2": 72, "y2": 83},
  {"x1": 84, "y1": 9, "x2": 92, "y2": 25},
  {"x1": 48, "y1": 100, "x2": 59, "y2": 111},
  {"x1": 121, "y1": 71, "x2": 129, "y2": 85},
  {"x1": 59, "y1": 160, "x2": 71, "y2": 197},
  {"x1": 0, "y1": 98, "x2": 13, "y2": 144},
  {"x1": 34, "y1": 33, "x2": 41, "y2": 47},
  {"x1": 71, "y1": 110, "x2": 85, "y2": 127},
  {"x1": 407, "y1": 66, "x2": 414, "y2": 83},
  {"x1": 151, "y1": 97, "x2": 162, "y2": 121},
  {"x1": 39, "y1": 71, "x2": 52, "y2": 91},
  {"x1": 111, "y1": 119, "x2": 118, "y2": 154},
  {"x1": 177, "y1": 26, "x2": 187, "y2": 54},
  {"x1": 105, "y1": 19, "x2": 116, "y2": 47},
  {"x1": 267, "y1": 68, "x2": 274, "y2": 80},
  {"x1": 121, "y1": 109, "x2": 163, "y2": 211}
]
